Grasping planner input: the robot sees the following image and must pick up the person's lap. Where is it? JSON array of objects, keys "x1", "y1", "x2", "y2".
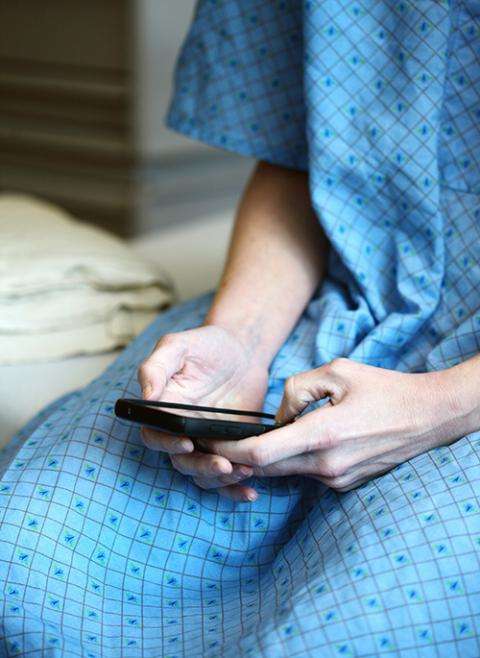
[{"x1": 1, "y1": 293, "x2": 479, "y2": 657}]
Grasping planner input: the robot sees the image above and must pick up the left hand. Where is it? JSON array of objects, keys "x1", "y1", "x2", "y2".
[{"x1": 199, "y1": 357, "x2": 465, "y2": 493}]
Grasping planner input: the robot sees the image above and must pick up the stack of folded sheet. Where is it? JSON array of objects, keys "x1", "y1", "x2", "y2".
[{"x1": 0, "y1": 194, "x2": 174, "y2": 364}]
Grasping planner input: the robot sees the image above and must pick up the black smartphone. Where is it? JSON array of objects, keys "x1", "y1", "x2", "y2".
[{"x1": 114, "y1": 398, "x2": 281, "y2": 440}]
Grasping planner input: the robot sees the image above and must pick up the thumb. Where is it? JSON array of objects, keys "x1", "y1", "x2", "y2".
[
  {"x1": 276, "y1": 363, "x2": 346, "y2": 423},
  {"x1": 137, "y1": 336, "x2": 187, "y2": 400}
]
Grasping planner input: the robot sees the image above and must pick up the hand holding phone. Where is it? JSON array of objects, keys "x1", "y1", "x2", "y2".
[{"x1": 135, "y1": 324, "x2": 272, "y2": 500}]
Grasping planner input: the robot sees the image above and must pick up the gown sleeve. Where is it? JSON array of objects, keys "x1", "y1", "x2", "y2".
[{"x1": 166, "y1": 0, "x2": 308, "y2": 171}]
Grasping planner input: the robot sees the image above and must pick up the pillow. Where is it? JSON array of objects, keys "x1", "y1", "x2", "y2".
[{"x1": 0, "y1": 194, "x2": 174, "y2": 363}]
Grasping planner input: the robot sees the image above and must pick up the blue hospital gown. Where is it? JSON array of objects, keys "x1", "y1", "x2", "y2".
[{"x1": 1, "y1": 1, "x2": 480, "y2": 656}]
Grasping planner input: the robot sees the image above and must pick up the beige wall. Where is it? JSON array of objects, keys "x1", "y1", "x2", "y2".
[
  {"x1": 0, "y1": 1, "x2": 250, "y2": 235},
  {"x1": 134, "y1": 0, "x2": 204, "y2": 157}
]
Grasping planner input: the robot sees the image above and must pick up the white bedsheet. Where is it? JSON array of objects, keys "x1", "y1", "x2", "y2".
[
  {"x1": 0, "y1": 207, "x2": 233, "y2": 448},
  {"x1": 0, "y1": 194, "x2": 173, "y2": 364}
]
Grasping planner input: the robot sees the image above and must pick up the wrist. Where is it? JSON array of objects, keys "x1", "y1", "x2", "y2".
[
  {"x1": 431, "y1": 357, "x2": 480, "y2": 441},
  {"x1": 202, "y1": 308, "x2": 275, "y2": 370}
]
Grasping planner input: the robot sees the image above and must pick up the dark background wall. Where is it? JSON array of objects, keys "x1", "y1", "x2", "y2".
[{"x1": 0, "y1": 0, "x2": 251, "y2": 236}]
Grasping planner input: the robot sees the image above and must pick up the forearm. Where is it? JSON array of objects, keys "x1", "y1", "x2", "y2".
[
  {"x1": 440, "y1": 353, "x2": 480, "y2": 440},
  {"x1": 204, "y1": 161, "x2": 328, "y2": 368}
]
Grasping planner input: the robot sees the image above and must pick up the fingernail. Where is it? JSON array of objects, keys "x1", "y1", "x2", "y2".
[
  {"x1": 179, "y1": 440, "x2": 193, "y2": 453},
  {"x1": 244, "y1": 491, "x2": 257, "y2": 502},
  {"x1": 238, "y1": 466, "x2": 252, "y2": 477}
]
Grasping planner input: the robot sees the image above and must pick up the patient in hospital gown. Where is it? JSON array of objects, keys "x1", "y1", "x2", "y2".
[{"x1": 1, "y1": 2, "x2": 480, "y2": 656}]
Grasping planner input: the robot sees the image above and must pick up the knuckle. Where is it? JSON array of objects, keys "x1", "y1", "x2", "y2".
[
  {"x1": 248, "y1": 443, "x2": 270, "y2": 467},
  {"x1": 315, "y1": 423, "x2": 337, "y2": 450},
  {"x1": 329, "y1": 357, "x2": 349, "y2": 373},
  {"x1": 284, "y1": 375, "x2": 299, "y2": 398},
  {"x1": 157, "y1": 333, "x2": 176, "y2": 349},
  {"x1": 319, "y1": 456, "x2": 346, "y2": 480},
  {"x1": 328, "y1": 474, "x2": 354, "y2": 491},
  {"x1": 308, "y1": 416, "x2": 342, "y2": 448},
  {"x1": 327, "y1": 477, "x2": 344, "y2": 491}
]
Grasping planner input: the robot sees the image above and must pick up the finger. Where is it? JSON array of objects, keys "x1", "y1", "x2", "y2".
[
  {"x1": 201, "y1": 410, "x2": 335, "y2": 468},
  {"x1": 191, "y1": 464, "x2": 254, "y2": 489},
  {"x1": 137, "y1": 334, "x2": 187, "y2": 400},
  {"x1": 170, "y1": 451, "x2": 233, "y2": 478},
  {"x1": 191, "y1": 478, "x2": 258, "y2": 502},
  {"x1": 215, "y1": 484, "x2": 258, "y2": 502},
  {"x1": 249, "y1": 452, "x2": 325, "y2": 478},
  {"x1": 140, "y1": 427, "x2": 194, "y2": 454},
  {"x1": 276, "y1": 359, "x2": 348, "y2": 423}
]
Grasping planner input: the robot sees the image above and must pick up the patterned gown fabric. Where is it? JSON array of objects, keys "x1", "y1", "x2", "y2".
[{"x1": 1, "y1": 1, "x2": 480, "y2": 656}]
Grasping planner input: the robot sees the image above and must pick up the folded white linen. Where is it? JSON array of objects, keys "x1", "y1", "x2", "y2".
[{"x1": 0, "y1": 194, "x2": 174, "y2": 363}]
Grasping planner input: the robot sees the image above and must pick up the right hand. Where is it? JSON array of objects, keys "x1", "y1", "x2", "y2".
[{"x1": 137, "y1": 325, "x2": 269, "y2": 501}]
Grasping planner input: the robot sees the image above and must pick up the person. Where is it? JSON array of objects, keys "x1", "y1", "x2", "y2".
[{"x1": 1, "y1": 1, "x2": 479, "y2": 656}]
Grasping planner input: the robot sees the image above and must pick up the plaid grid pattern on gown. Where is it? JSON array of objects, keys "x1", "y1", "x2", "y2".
[{"x1": 1, "y1": 1, "x2": 480, "y2": 656}]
